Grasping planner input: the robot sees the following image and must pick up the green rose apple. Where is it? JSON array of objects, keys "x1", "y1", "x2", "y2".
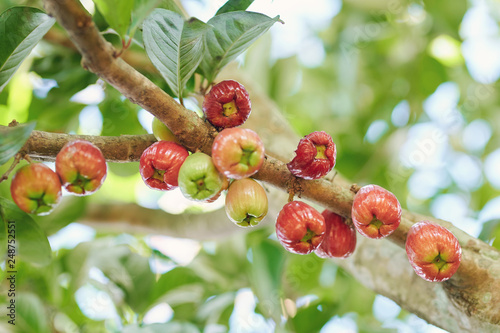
[
  {"x1": 178, "y1": 152, "x2": 224, "y2": 201},
  {"x1": 225, "y1": 178, "x2": 268, "y2": 227}
]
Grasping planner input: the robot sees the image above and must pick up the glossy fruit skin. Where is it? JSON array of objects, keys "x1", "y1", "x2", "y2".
[
  {"x1": 178, "y1": 152, "x2": 224, "y2": 201},
  {"x1": 10, "y1": 163, "x2": 62, "y2": 215},
  {"x1": 315, "y1": 210, "x2": 357, "y2": 259},
  {"x1": 55, "y1": 140, "x2": 107, "y2": 196},
  {"x1": 152, "y1": 117, "x2": 179, "y2": 143},
  {"x1": 351, "y1": 184, "x2": 401, "y2": 239},
  {"x1": 140, "y1": 141, "x2": 189, "y2": 191},
  {"x1": 225, "y1": 178, "x2": 268, "y2": 227},
  {"x1": 212, "y1": 128, "x2": 265, "y2": 179},
  {"x1": 276, "y1": 201, "x2": 326, "y2": 255},
  {"x1": 287, "y1": 131, "x2": 336, "y2": 180},
  {"x1": 406, "y1": 221, "x2": 462, "y2": 282},
  {"x1": 202, "y1": 80, "x2": 251, "y2": 129}
]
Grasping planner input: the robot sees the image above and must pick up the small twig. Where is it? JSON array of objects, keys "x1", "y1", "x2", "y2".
[
  {"x1": 0, "y1": 154, "x2": 23, "y2": 183},
  {"x1": 114, "y1": 37, "x2": 133, "y2": 58},
  {"x1": 350, "y1": 183, "x2": 361, "y2": 194}
]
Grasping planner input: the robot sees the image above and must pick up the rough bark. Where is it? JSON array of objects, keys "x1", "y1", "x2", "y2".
[{"x1": 20, "y1": 0, "x2": 500, "y2": 331}]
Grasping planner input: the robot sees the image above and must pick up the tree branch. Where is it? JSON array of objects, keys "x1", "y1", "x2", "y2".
[{"x1": 34, "y1": 0, "x2": 500, "y2": 330}]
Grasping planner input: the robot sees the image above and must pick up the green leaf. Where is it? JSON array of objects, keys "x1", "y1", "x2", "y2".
[
  {"x1": 16, "y1": 293, "x2": 51, "y2": 333},
  {"x1": 35, "y1": 196, "x2": 87, "y2": 235},
  {"x1": 92, "y1": 0, "x2": 134, "y2": 38},
  {"x1": 0, "y1": 121, "x2": 36, "y2": 166},
  {"x1": 143, "y1": 9, "x2": 208, "y2": 99},
  {"x1": 249, "y1": 239, "x2": 285, "y2": 323},
  {"x1": 199, "y1": 11, "x2": 281, "y2": 84},
  {"x1": 0, "y1": 197, "x2": 52, "y2": 266},
  {"x1": 129, "y1": 0, "x2": 184, "y2": 39},
  {"x1": 216, "y1": 0, "x2": 254, "y2": 15},
  {"x1": 0, "y1": 7, "x2": 55, "y2": 92}
]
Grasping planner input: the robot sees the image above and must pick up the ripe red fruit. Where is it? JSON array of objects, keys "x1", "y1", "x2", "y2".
[
  {"x1": 225, "y1": 178, "x2": 268, "y2": 227},
  {"x1": 351, "y1": 184, "x2": 401, "y2": 239},
  {"x1": 140, "y1": 141, "x2": 189, "y2": 191},
  {"x1": 406, "y1": 221, "x2": 462, "y2": 282},
  {"x1": 202, "y1": 80, "x2": 251, "y2": 129},
  {"x1": 315, "y1": 210, "x2": 357, "y2": 259},
  {"x1": 212, "y1": 128, "x2": 265, "y2": 179},
  {"x1": 55, "y1": 140, "x2": 107, "y2": 196},
  {"x1": 287, "y1": 131, "x2": 336, "y2": 180},
  {"x1": 10, "y1": 163, "x2": 62, "y2": 215},
  {"x1": 276, "y1": 201, "x2": 326, "y2": 255}
]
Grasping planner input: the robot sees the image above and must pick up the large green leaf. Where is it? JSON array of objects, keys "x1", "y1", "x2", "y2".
[
  {"x1": 0, "y1": 197, "x2": 52, "y2": 266},
  {"x1": 199, "y1": 11, "x2": 281, "y2": 84},
  {"x1": 129, "y1": 0, "x2": 184, "y2": 39},
  {"x1": 92, "y1": 0, "x2": 134, "y2": 38},
  {"x1": 0, "y1": 7, "x2": 55, "y2": 92},
  {"x1": 216, "y1": 0, "x2": 254, "y2": 15},
  {"x1": 0, "y1": 121, "x2": 36, "y2": 166},
  {"x1": 143, "y1": 9, "x2": 208, "y2": 99}
]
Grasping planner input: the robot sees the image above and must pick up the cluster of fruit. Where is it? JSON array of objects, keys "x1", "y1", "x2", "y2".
[
  {"x1": 143, "y1": 80, "x2": 268, "y2": 227},
  {"x1": 8, "y1": 79, "x2": 462, "y2": 283},
  {"x1": 10, "y1": 140, "x2": 107, "y2": 215}
]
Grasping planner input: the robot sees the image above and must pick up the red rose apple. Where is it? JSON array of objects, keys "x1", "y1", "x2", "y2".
[
  {"x1": 55, "y1": 140, "x2": 107, "y2": 196},
  {"x1": 351, "y1": 184, "x2": 401, "y2": 239},
  {"x1": 225, "y1": 178, "x2": 268, "y2": 227},
  {"x1": 406, "y1": 221, "x2": 462, "y2": 282},
  {"x1": 212, "y1": 128, "x2": 265, "y2": 179},
  {"x1": 287, "y1": 131, "x2": 336, "y2": 180},
  {"x1": 315, "y1": 210, "x2": 357, "y2": 259},
  {"x1": 140, "y1": 141, "x2": 189, "y2": 191},
  {"x1": 202, "y1": 80, "x2": 251, "y2": 129},
  {"x1": 10, "y1": 163, "x2": 62, "y2": 215},
  {"x1": 276, "y1": 201, "x2": 326, "y2": 255}
]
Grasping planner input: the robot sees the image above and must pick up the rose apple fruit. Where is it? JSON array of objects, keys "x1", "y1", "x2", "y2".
[
  {"x1": 10, "y1": 163, "x2": 62, "y2": 215},
  {"x1": 152, "y1": 117, "x2": 179, "y2": 143},
  {"x1": 212, "y1": 128, "x2": 265, "y2": 179},
  {"x1": 178, "y1": 152, "x2": 224, "y2": 201},
  {"x1": 276, "y1": 201, "x2": 326, "y2": 255},
  {"x1": 351, "y1": 184, "x2": 401, "y2": 239},
  {"x1": 225, "y1": 178, "x2": 268, "y2": 227},
  {"x1": 315, "y1": 210, "x2": 357, "y2": 259},
  {"x1": 55, "y1": 140, "x2": 107, "y2": 196},
  {"x1": 140, "y1": 141, "x2": 189, "y2": 191},
  {"x1": 202, "y1": 80, "x2": 251, "y2": 129},
  {"x1": 287, "y1": 131, "x2": 336, "y2": 180},
  {"x1": 406, "y1": 221, "x2": 462, "y2": 282}
]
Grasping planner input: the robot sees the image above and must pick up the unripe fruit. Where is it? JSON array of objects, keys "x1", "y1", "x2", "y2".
[
  {"x1": 225, "y1": 178, "x2": 268, "y2": 227},
  {"x1": 178, "y1": 152, "x2": 224, "y2": 201},
  {"x1": 287, "y1": 131, "x2": 336, "y2": 180},
  {"x1": 152, "y1": 117, "x2": 179, "y2": 143},
  {"x1": 55, "y1": 140, "x2": 107, "y2": 196},
  {"x1": 315, "y1": 210, "x2": 357, "y2": 259},
  {"x1": 276, "y1": 201, "x2": 326, "y2": 255},
  {"x1": 406, "y1": 221, "x2": 462, "y2": 282},
  {"x1": 10, "y1": 163, "x2": 62, "y2": 215},
  {"x1": 202, "y1": 80, "x2": 251, "y2": 129},
  {"x1": 212, "y1": 128, "x2": 265, "y2": 179},
  {"x1": 351, "y1": 184, "x2": 401, "y2": 239},
  {"x1": 140, "y1": 141, "x2": 189, "y2": 191}
]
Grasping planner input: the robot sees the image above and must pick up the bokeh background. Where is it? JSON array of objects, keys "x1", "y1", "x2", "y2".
[{"x1": 1, "y1": 0, "x2": 499, "y2": 332}]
